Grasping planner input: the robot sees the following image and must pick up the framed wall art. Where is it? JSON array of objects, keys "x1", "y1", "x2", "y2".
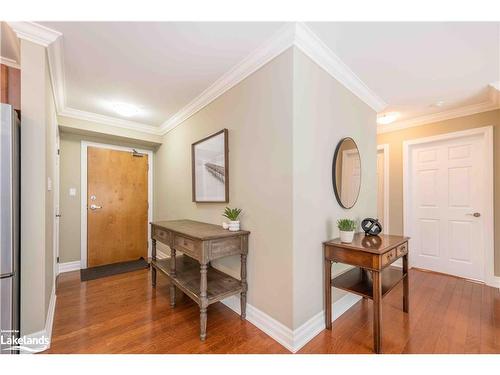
[{"x1": 191, "y1": 129, "x2": 229, "y2": 203}]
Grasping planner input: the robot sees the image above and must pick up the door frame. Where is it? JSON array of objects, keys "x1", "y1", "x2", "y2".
[
  {"x1": 80, "y1": 141, "x2": 154, "y2": 269},
  {"x1": 402, "y1": 126, "x2": 495, "y2": 286},
  {"x1": 377, "y1": 144, "x2": 390, "y2": 234}
]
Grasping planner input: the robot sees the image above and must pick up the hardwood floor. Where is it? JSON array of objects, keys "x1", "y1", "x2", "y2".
[{"x1": 45, "y1": 267, "x2": 500, "y2": 354}]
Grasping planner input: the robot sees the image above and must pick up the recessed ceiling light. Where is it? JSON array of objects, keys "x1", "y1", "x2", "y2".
[
  {"x1": 112, "y1": 102, "x2": 140, "y2": 117},
  {"x1": 376, "y1": 112, "x2": 399, "y2": 125},
  {"x1": 434, "y1": 100, "x2": 446, "y2": 107}
]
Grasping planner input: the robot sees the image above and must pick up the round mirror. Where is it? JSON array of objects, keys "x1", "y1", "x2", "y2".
[{"x1": 332, "y1": 137, "x2": 361, "y2": 209}]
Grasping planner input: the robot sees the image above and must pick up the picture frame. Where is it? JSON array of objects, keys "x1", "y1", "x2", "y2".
[{"x1": 191, "y1": 129, "x2": 229, "y2": 203}]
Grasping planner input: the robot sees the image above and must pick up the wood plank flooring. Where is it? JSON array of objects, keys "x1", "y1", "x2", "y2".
[{"x1": 45, "y1": 267, "x2": 500, "y2": 354}]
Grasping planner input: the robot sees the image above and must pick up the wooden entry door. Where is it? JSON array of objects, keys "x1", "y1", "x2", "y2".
[
  {"x1": 87, "y1": 147, "x2": 149, "y2": 267},
  {"x1": 408, "y1": 133, "x2": 485, "y2": 281}
]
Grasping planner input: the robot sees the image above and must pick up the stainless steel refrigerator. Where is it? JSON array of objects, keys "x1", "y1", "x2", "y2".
[{"x1": 0, "y1": 103, "x2": 20, "y2": 354}]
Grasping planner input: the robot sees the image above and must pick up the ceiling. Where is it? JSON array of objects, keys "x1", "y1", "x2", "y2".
[
  {"x1": 307, "y1": 22, "x2": 500, "y2": 123},
  {"x1": 3, "y1": 22, "x2": 500, "y2": 131},
  {"x1": 39, "y1": 22, "x2": 285, "y2": 127}
]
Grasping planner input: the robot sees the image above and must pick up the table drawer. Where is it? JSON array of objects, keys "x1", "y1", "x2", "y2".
[
  {"x1": 381, "y1": 249, "x2": 397, "y2": 267},
  {"x1": 396, "y1": 243, "x2": 408, "y2": 257},
  {"x1": 153, "y1": 227, "x2": 170, "y2": 243},
  {"x1": 174, "y1": 235, "x2": 200, "y2": 259}
]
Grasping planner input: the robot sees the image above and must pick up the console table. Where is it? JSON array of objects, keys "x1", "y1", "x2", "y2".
[
  {"x1": 150, "y1": 220, "x2": 250, "y2": 341},
  {"x1": 323, "y1": 234, "x2": 409, "y2": 353}
]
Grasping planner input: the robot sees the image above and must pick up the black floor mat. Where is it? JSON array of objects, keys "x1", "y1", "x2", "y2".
[{"x1": 80, "y1": 257, "x2": 149, "y2": 281}]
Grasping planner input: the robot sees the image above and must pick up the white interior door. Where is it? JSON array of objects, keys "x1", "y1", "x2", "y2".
[
  {"x1": 376, "y1": 150, "x2": 385, "y2": 229},
  {"x1": 341, "y1": 149, "x2": 361, "y2": 208},
  {"x1": 408, "y1": 134, "x2": 484, "y2": 281}
]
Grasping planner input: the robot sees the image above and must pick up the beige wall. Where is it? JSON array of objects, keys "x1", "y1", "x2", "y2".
[
  {"x1": 154, "y1": 47, "x2": 378, "y2": 329},
  {"x1": 377, "y1": 109, "x2": 500, "y2": 276},
  {"x1": 154, "y1": 49, "x2": 295, "y2": 328},
  {"x1": 292, "y1": 48, "x2": 377, "y2": 328},
  {"x1": 20, "y1": 39, "x2": 57, "y2": 335},
  {"x1": 58, "y1": 131, "x2": 157, "y2": 263}
]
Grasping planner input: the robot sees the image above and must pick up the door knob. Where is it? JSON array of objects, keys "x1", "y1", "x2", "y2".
[
  {"x1": 466, "y1": 212, "x2": 481, "y2": 217},
  {"x1": 89, "y1": 204, "x2": 102, "y2": 210}
]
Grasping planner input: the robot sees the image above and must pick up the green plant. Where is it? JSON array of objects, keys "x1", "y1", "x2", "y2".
[
  {"x1": 337, "y1": 218, "x2": 356, "y2": 232},
  {"x1": 222, "y1": 207, "x2": 242, "y2": 221}
]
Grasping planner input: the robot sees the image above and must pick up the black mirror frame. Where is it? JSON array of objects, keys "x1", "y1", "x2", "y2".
[{"x1": 332, "y1": 137, "x2": 361, "y2": 209}]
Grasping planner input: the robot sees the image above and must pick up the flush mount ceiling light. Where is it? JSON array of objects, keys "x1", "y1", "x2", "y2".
[
  {"x1": 112, "y1": 102, "x2": 140, "y2": 117},
  {"x1": 376, "y1": 112, "x2": 399, "y2": 125}
]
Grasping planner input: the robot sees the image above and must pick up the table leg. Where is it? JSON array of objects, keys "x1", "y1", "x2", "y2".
[
  {"x1": 240, "y1": 254, "x2": 247, "y2": 320},
  {"x1": 170, "y1": 247, "x2": 176, "y2": 308},
  {"x1": 403, "y1": 253, "x2": 409, "y2": 313},
  {"x1": 200, "y1": 263, "x2": 208, "y2": 341},
  {"x1": 151, "y1": 239, "x2": 157, "y2": 287},
  {"x1": 324, "y1": 256, "x2": 332, "y2": 329},
  {"x1": 372, "y1": 270, "x2": 382, "y2": 354}
]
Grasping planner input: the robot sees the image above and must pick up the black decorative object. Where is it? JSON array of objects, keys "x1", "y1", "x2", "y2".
[{"x1": 361, "y1": 218, "x2": 383, "y2": 236}]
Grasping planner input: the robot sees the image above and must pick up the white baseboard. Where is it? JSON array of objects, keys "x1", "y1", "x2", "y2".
[
  {"x1": 20, "y1": 288, "x2": 56, "y2": 353},
  {"x1": 156, "y1": 250, "x2": 169, "y2": 259},
  {"x1": 487, "y1": 276, "x2": 500, "y2": 289},
  {"x1": 58, "y1": 260, "x2": 81, "y2": 274},
  {"x1": 222, "y1": 292, "x2": 362, "y2": 353}
]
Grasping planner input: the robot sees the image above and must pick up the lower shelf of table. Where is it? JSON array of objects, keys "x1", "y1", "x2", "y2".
[
  {"x1": 151, "y1": 255, "x2": 243, "y2": 306},
  {"x1": 332, "y1": 266, "x2": 406, "y2": 300}
]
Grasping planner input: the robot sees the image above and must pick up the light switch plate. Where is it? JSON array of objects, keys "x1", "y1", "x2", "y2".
[
  {"x1": 69, "y1": 188, "x2": 76, "y2": 197},
  {"x1": 47, "y1": 177, "x2": 52, "y2": 191}
]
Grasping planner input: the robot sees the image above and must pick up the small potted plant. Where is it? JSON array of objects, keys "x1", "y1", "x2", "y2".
[
  {"x1": 337, "y1": 218, "x2": 356, "y2": 243},
  {"x1": 222, "y1": 207, "x2": 242, "y2": 232}
]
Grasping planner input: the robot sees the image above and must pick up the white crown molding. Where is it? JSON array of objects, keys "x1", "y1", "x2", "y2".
[
  {"x1": 47, "y1": 37, "x2": 66, "y2": 113},
  {"x1": 0, "y1": 56, "x2": 20, "y2": 69},
  {"x1": 7, "y1": 22, "x2": 61, "y2": 47},
  {"x1": 293, "y1": 22, "x2": 387, "y2": 113},
  {"x1": 377, "y1": 98, "x2": 500, "y2": 134},
  {"x1": 19, "y1": 21, "x2": 385, "y2": 138},
  {"x1": 159, "y1": 23, "x2": 297, "y2": 134},
  {"x1": 60, "y1": 107, "x2": 163, "y2": 135},
  {"x1": 160, "y1": 22, "x2": 387, "y2": 135}
]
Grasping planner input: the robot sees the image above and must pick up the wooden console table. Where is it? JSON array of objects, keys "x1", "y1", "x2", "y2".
[
  {"x1": 323, "y1": 234, "x2": 409, "y2": 353},
  {"x1": 150, "y1": 220, "x2": 250, "y2": 341}
]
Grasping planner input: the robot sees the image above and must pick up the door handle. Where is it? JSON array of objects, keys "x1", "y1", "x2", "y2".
[
  {"x1": 466, "y1": 212, "x2": 481, "y2": 217},
  {"x1": 89, "y1": 204, "x2": 102, "y2": 210}
]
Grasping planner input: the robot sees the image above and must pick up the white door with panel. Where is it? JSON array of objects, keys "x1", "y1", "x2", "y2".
[
  {"x1": 408, "y1": 134, "x2": 484, "y2": 281},
  {"x1": 376, "y1": 150, "x2": 385, "y2": 230}
]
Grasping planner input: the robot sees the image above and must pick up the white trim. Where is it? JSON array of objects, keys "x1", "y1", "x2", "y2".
[
  {"x1": 222, "y1": 292, "x2": 361, "y2": 353},
  {"x1": 378, "y1": 93, "x2": 500, "y2": 134},
  {"x1": 7, "y1": 22, "x2": 61, "y2": 47},
  {"x1": 160, "y1": 22, "x2": 386, "y2": 134},
  {"x1": 25, "y1": 21, "x2": 385, "y2": 137},
  {"x1": 159, "y1": 23, "x2": 296, "y2": 134},
  {"x1": 377, "y1": 144, "x2": 390, "y2": 234},
  {"x1": 47, "y1": 38, "x2": 66, "y2": 113},
  {"x1": 60, "y1": 107, "x2": 162, "y2": 136},
  {"x1": 0, "y1": 56, "x2": 20, "y2": 69},
  {"x1": 80, "y1": 141, "x2": 153, "y2": 269},
  {"x1": 21, "y1": 288, "x2": 56, "y2": 353},
  {"x1": 293, "y1": 22, "x2": 386, "y2": 112},
  {"x1": 402, "y1": 126, "x2": 496, "y2": 287},
  {"x1": 58, "y1": 261, "x2": 81, "y2": 274},
  {"x1": 156, "y1": 250, "x2": 169, "y2": 260}
]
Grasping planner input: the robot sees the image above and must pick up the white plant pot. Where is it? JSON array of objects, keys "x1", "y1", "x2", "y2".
[
  {"x1": 339, "y1": 230, "x2": 355, "y2": 243},
  {"x1": 228, "y1": 220, "x2": 240, "y2": 232}
]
